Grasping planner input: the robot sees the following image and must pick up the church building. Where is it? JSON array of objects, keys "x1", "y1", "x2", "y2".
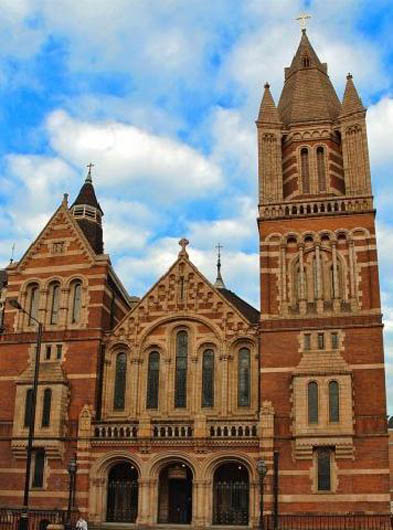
[{"x1": 0, "y1": 29, "x2": 390, "y2": 528}]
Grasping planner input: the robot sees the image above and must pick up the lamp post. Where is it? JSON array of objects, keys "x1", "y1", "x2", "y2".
[
  {"x1": 65, "y1": 455, "x2": 77, "y2": 530},
  {"x1": 256, "y1": 459, "x2": 268, "y2": 530},
  {"x1": 9, "y1": 299, "x2": 43, "y2": 530}
]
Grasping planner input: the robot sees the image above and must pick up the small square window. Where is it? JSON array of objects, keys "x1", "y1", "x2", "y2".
[
  {"x1": 304, "y1": 334, "x2": 311, "y2": 350},
  {"x1": 317, "y1": 333, "x2": 325, "y2": 350},
  {"x1": 52, "y1": 242, "x2": 64, "y2": 254},
  {"x1": 56, "y1": 344, "x2": 62, "y2": 360},
  {"x1": 331, "y1": 332, "x2": 339, "y2": 349},
  {"x1": 45, "y1": 345, "x2": 52, "y2": 360}
]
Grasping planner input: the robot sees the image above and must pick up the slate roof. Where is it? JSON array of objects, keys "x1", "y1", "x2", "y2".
[
  {"x1": 219, "y1": 288, "x2": 260, "y2": 324},
  {"x1": 340, "y1": 74, "x2": 365, "y2": 116},
  {"x1": 257, "y1": 83, "x2": 282, "y2": 125},
  {"x1": 277, "y1": 30, "x2": 341, "y2": 126},
  {"x1": 71, "y1": 180, "x2": 104, "y2": 214}
]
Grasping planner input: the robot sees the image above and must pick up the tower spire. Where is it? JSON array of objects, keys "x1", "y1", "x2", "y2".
[
  {"x1": 214, "y1": 243, "x2": 226, "y2": 289},
  {"x1": 340, "y1": 73, "x2": 365, "y2": 116}
]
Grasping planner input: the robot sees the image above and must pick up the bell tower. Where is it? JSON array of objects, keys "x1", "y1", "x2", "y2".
[{"x1": 258, "y1": 29, "x2": 389, "y2": 513}]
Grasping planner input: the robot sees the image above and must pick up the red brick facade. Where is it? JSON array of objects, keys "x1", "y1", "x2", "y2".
[{"x1": 0, "y1": 29, "x2": 390, "y2": 529}]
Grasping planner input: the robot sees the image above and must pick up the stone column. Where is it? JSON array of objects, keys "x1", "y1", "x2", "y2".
[
  {"x1": 315, "y1": 243, "x2": 323, "y2": 313},
  {"x1": 129, "y1": 357, "x2": 140, "y2": 416},
  {"x1": 193, "y1": 479, "x2": 208, "y2": 529},
  {"x1": 348, "y1": 240, "x2": 358, "y2": 309},
  {"x1": 137, "y1": 478, "x2": 154, "y2": 527},
  {"x1": 280, "y1": 244, "x2": 287, "y2": 314},
  {"x1": 332, "y1": 242, "x2": 340, "y2": 312},
  {"x1": 298, "y1": 244, "x2": 306, "y2": 314}
]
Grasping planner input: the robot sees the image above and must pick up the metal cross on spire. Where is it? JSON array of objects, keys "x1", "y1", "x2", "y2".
[
  {"x1": 214, "y1": 243, "x2": 226, "y2": 289},
  {"x1": 86, "y1": 162, "x2": 95, "y2": 183},
  {"x1": 295, "y1": 12, "x2": 311, "y2": 31}
]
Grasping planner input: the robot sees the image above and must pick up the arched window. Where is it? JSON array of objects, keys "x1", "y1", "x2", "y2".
[
  {"x1": 41, "y1": 388, "x2": 52, "y2": 427},
  {"x1": 24, "y1": 388, "x2": 33, "y2": 428},
  {"x1": 238, "y1": 348, "x2": 251, "y2": 407},
  {"x1": 49, "y1": 282, "x2": 60, "y2": 325},
  {"x1": 70, "y1": 281, "x2": 82, "y2": 324},
  {"x1": 202, "y1": 349, "x2": 214, "y2": 408},
  {"x1": 308, "y1": 381, "x2": 318, "y2": 424},
  {"x1": 113, "y1": 353, "x2": 127, "y2": 411},
  {"x1": 329, "y1": 381, "x2": 340, "y2": 422},
  {"x1": 317, "y1": 146, "x2": 327, "y2": 191},
  {"x1": 301, "y1": 148, "x2": 310, "y2": 194},
  {"x1": 146, "y1": 351, "x2": 160, "y2": 409},
  {"x1": 27, "y1": 283, "x2": 39, "y2": 325},
  {"x1": 175, "y1": 330, "x2": 188, "y2": 408}
]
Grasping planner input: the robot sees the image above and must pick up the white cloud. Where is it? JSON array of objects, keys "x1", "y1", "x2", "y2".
[
  {"x1": 367, "y1": 98, "x2": 393, "y2": 168},
  {"x1": 46, "y1": 110, "x2": 223, "y2": 202}
]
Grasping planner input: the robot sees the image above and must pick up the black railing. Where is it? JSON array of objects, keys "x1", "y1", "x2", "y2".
[
  {"x1": 262, "y1": 513, "x2": 393, "y2": 530},
  {"x1": 0, "y1": 508, "x2": 78, "y2": 530}
]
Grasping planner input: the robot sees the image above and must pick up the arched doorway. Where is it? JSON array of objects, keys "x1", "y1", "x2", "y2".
[
  {"x1": 213, "y1": 462, "x2": 249, "y2": 526},
  {"x1": 106, "y1": 462, "x2": 138, "y2": 522},
  {"x1": 158, "y1": 463, "x2": 193, "y2": 524}
]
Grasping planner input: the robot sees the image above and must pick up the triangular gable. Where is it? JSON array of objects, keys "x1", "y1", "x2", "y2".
[
  {"x1": 112, "y1": 251, "x2": 258, "y2": 341},
  {"x1": 15, "y1": 199, "x2": 97, "y2": 272}
]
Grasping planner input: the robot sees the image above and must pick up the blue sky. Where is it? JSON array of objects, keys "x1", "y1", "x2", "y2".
[{"x1": 1, "y1": 0, "x2": 393, "y2": 409}]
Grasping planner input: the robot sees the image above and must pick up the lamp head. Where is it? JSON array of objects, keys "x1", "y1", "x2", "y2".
[
  {"x1": 8, "y1": 299, "x2": 22, "y2": 310},
  {"x1": 257, "y1": 459, "x2": 268, "y2": 478}
]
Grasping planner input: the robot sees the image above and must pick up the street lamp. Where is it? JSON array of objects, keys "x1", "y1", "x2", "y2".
[
  {"x1": 65, "y1": 455, "x2": 77, "y2": 530},
  {"x1": 9, "y1": 299, "x2": 43, "y2": 530},
  {"x1": 256, "y1": 459, "x2": 268, "y2": 530}
]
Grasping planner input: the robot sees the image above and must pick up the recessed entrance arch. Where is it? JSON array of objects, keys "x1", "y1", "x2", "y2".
[
  {"x1": 158, "y1": 462, "x2": 193, "y2": 524},
  {"x1": 106, "y1": 462, "x2": 139, "y2": 522},
  {"x1": 213, "y1": 462, "x2": 249, "y2": 526}
]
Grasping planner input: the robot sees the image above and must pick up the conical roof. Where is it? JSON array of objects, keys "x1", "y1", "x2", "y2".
[
  {"x1": 340, "y1": 73, "x2": 365, "y2": 116},
  {"x1": 257, "y1": 83, "x2": 282, "y2": 125},
  {"x1": 277, "y1": 30, "x2": 342, "y2": 126},
  {"x1": 72, "y1": 176, "x2": 104, "y2": 214}
]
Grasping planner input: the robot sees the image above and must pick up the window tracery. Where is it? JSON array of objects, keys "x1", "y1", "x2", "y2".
[
  {"x1": 146, "y1": 351, "x2": 160, "y2": 409},
  {"x1": 113, "y1": 352, "x2": 127, "y2": 411},
  {"x1": 238, "y1": 348, "x2": 251, "y2": 407},
  {"x1": 202, "y1": 349, "x2": 214, "y2": 408},
  {"x1": 175, "y1": 330, "x2": 188, "y2": 408}
]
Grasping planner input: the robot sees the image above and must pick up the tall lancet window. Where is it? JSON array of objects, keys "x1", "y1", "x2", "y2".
[
  {"x1": 41, "y1": 388, "x2": 52, "y2": 427},
  {"x1": 308, "y1": 381, "x2": 319, "y2": 424},
  {"x1": 49, "y1": 282, "x2": 60, "y2": 325},
  {"x1": 329, "y1": 381, "x2": 340, "y2": 422},
  {"x1": 317, "y1": 147, "x2": 327, "y2": 192},
  {"x1": 146, "y1": 351, "x2": 160, "y2": 409},
  {"x1": 238, "y1": 348, "x2": 251, "y2": 407},
  {"x1": 113, "y1": 352, "x2": 127, "y2": 411},
  {"x1": 202, "y1": 349, "x2": 214, "y2": 408},
  {"x1": 27, "y1": 283, "x2": 39, "y2": 325},
  {"x1": 301, "y1": 148, "x2": 310, "y2": 194},
  {"x1": 175, "y1": 330, "x2": 188, "y2": 408},
  {"x1": 71, "y1": 280, "x2": 82, "y2": 323}
]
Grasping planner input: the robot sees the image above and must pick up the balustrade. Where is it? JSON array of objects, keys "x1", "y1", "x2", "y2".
[
  {"x1": 93, "y1": 423, "x2": 138, "y2": 439},
  {"x1": 208, "y1": 421, "x2": 257, "y2": 438},
  {"x1": 260, "y1": 196, "x2": 373, "y2": 220}
]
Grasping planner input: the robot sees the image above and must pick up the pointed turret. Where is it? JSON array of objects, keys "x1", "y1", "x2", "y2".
[
  {"x1": 213, "y1": 243, "x2": 226, "y2": 289},
  {"x1": 340, "y1": 73, "x2": 365, "y2": 116},
  {"x1": 257, "y1": 83, "x2": 282, "y2": 125},
  {"x1": 277, "y1": 30, "x2": 341, "y2": 126},
  {"x1": 71, "y1": 165, "x2": 104, "y2": 254}
]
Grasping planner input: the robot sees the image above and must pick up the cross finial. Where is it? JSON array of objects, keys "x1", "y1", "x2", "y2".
[
  {"x1": 296, "y1": 12, "x2": 311, "y2": 32},
  {"x1": 86, "y1": 162, "x2": 94, "y2": 183},
  {"x1": 178, "y1": 238, "x2": 189, "y2": 258},
  {"x1": 214, "y1": 243, "x2": 226, "y2": 289}
]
